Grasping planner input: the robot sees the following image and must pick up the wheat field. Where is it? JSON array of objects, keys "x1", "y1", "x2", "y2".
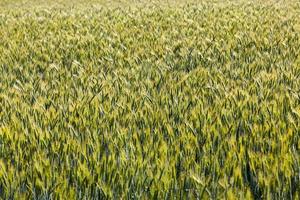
[{"x1": 1, "y1": 0, "x2": 300, "y2": 199}]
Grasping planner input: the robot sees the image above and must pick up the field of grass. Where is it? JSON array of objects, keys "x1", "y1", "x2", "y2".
[{"x1": 1, "y1": 0, "x2": 300, "y2": 199}]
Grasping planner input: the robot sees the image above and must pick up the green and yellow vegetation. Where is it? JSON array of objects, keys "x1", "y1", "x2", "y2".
[{"x1": 1, "y1": 0, "x2": 300, "y2": 199}]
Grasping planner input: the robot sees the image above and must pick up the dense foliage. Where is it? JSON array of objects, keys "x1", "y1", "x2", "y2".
[{"x1": 1, "y1": 0, "x2": 300, "y2": 199}]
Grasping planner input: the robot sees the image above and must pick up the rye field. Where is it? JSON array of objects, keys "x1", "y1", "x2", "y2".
[{"x1": 1, "y1": 0, "x2": 300, "y2": 199}]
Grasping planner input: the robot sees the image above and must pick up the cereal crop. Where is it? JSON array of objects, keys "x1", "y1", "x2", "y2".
[{"x1": 1, "y1": 0, "x2": 300, "y2": 199}]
